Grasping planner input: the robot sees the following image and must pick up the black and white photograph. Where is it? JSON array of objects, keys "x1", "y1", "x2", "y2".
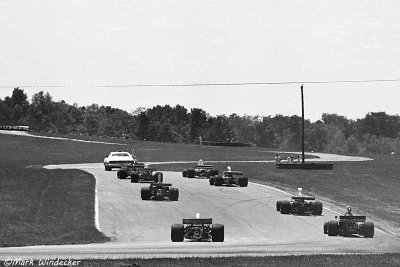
[{"x1": 1, "y1": 1, "x2": 400, "y2": 266}]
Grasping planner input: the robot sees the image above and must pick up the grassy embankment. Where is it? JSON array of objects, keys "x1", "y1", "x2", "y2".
[{"x1": 0, "y1": 134, "x2": 112, "y2": 247}]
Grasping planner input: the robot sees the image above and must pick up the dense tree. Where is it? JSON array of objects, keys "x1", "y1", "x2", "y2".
[
  {"x1": 1, "y1": 88, "x2": 399, "y2": 154},
  {"x1": 189, "y1": 108, "x2": 207, "y2": 142}
]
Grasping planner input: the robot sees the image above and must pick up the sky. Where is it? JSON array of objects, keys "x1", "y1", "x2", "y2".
[{"x1": 1, "y1": 0, "x2": 399, "y2": 122}]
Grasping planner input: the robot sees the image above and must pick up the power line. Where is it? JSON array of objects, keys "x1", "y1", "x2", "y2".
[{"x1": 1, "y1": 78, "x2": 400, "y2": 88}]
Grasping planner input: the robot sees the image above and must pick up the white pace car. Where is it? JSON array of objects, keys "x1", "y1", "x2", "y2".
[{"x1": 104, "y1": 151, "x2": 136, "y2": 171}]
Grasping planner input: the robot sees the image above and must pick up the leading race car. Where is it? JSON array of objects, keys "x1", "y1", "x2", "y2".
[
  {"x1": 183, "y1": 164, "x2": 218, "y2": 178},
  {"x1": 171, "y1": 213, "x2": 224, "y2": 242},
  {"x1": 323, "y1": 207, "x2": 374, "y2": 238},
  {"x1": 209, "y1": 169, "x2": 248, "y2": 187},
  {"x1": 104, "y1": 151, "x2": 136, "y2": 171},
  {"x1": 276, "y1": 188, "x2": 323, "y2": 215},
  {"x1": 141, "y1": 182, "x2": 179, "y2": 201}
]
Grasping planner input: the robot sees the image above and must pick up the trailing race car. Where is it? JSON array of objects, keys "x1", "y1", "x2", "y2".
[
  {"x1": 209, "y1": 169, "x2": 248, "y2": 187},
  {"x1": 323, "y1": 208, "x2": 374, "y2": 238},
  {"x1": 104, "y1": 151, "x2": 136, "y2": 171},
  {"x1": 171, "y1": 213, "x2": 224, "y2": 242},
  {"x1": 183, "y1": 164, "x2": 218, "y2": 178},
  {"x1": 141, "y1": 182, "x2": 179, "y2": 201},
  {"x1": 276, "y1": 188, "x2": 323, "y2": 215}
]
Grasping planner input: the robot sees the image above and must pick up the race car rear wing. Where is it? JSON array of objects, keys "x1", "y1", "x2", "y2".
[
  {"x1": 150, "y1": 183, "x2": 172, "y2": 187},
  {"x1": 196, "y1": 165, "x2": 214, "y2": 168},
  {"x1": 223, "y1": 171, "x2": 243, "y2": 176},
  {"x1": 339, "y1": 215, "x2": 367, "y2": 222},
  {"x1": 138, "y1": 168, "x2": 157, "y2": 172},
  {"x1": 292, "y1": 196, "x2": 316, "y2": 201},
  {"x1": 183, "y1": 218, "x2": 213, "y2": 225}
]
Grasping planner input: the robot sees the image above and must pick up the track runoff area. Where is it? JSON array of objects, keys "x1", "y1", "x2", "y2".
[{"x1": 0, "y1": 156, "x2": 397, "y2": 260}]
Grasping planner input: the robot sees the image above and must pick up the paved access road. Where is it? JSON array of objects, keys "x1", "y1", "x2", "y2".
[{"x1": 1, "y1": 163, "x2": 399, "y2": 259}]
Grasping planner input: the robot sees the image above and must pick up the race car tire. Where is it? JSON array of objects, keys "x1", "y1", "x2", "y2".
[
  {"x1": 182, "y1": 170, "x2": 188, "y2": 177},
  {"x1": 169, "y1": 187, "x2": 179, "y2": 201},
  {"x1": 212, "y1": 224, "x2": 224, "y2": 242},
  {"x1": 312, "y1": 201, "x2": 323, "y2": 215},
  {"x1": 209, "y1": 177, "x2": 215, "y2": 185},
  {"x1": 323, "y1": 222, "x2": 328, "y2": 234},
  {"x1": 276, "y1": 200, "x2": 282, "y2": 211},
  {"x1": 131, "y1": 172, "x2": 140, "y2": 183},
  {"x1": 362, "y1": 222, "x2": 374, "y2": 238},
  {"x1": 210, "y1": 169, "x2": 219, "y2": 176},
  {"x1": 171, "y1": 224, "x2": 184, "y2": 242},
  {"x1": 238, "y1": 177, "x2": 248, "y2": 187},
  {"x1": 153, "y1": 172, "x2": 164, "y2": 183},
  {"x1": 214, "y1": 176, "x2": 224, "y2": 186},
  {"x1": 187, "y1": 169, "x2": 196, "y2": 178},
  {"x1": 141, "y1": 187, "x2": 151, "y2": 200},
  {"x1": 327, "y1": 220, "x2": 339, "y2": 236},
  {"x1": 117, "y1": 169, "x2": 128, "y2": 179},
  {"x1": 280, "y1": 200, "x2": 291, "y2": 214}
]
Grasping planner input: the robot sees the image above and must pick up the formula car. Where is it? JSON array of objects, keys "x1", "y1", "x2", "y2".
[
  {"x1": 276, "y1": 188, "x2": 323, "y2": 215},
  {"x1": 324, "y1": 214, "x2": 374, "y2": 238},
  {"x1": 131, "y1": 166, "x2": 164, "y2": 183},
  {"x1": 171, "y1": 214, "x2": 224, "y2": 242},
  {"x1": 117, "y1": 163, "x2": 145, "y2": 179},
  {"x1": 183, "y1": 164, "x2": 218, "y2": 178},
  {"x1": 140, "y1": 182, "x2": 179, "y2": 201},
  {"x1": 104, "y1": 151, "x2": 136, "y2": 171},
  {"x1": 209, "y1": 170, "x2": 248, "y2": 187}
]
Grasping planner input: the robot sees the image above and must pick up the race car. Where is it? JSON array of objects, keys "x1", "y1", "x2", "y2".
[
  {"x1": 130, "y1": 166, "x2": 164, "y2": 183},
  {"x1": 104, "y1": 151, "x2": 136, "y2": 171},
  {"x1": 140, "y1": 182, "x2": 179, "y2": 201},
  {"x1": 276, "y1": 188, "x2": 323, "y2": 215},
  {"x1": 209, "y1": 170, "x2": 248, "y2": 187},
  {"x1": 183, "y1": 164, "x2": 218, "y2": 178},
  {"x1": 171, "y1": 213, "x2": 224, "y2": 242},
  {"x1": 117, "y1": 163, "x2": 145, "y2": 179},
  {"x1": 323, "y1": 212, "x2": 374, "y2": 238}
]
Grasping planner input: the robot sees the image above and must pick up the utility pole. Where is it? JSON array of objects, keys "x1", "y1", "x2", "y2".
[{"x1": 301, "y1": 84, "x2": 305, "y2": 163}]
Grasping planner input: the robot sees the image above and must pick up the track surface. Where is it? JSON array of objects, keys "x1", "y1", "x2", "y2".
[{"x1": 1, "y1": 163, "x2": 399, "y2": 259}]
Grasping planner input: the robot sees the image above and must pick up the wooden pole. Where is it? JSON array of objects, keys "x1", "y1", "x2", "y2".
[{"x1": 301, "y1": 84, "x2": 305, "y2": 163}]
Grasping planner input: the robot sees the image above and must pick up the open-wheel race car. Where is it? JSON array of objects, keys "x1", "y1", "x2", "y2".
[
  {"x1": 140, "y1": 182, "x2": 179, "y2": 201},
  {"x1": 171, "y1": 214, "x2": 224, "y2": 242},
  {"x1": 183, "y1": 164, "x2": 218, "y2": 178},
  {"x1": 323, "y1": 208, "x2": 374, "y2": 238},
  {"x1": 117, "y1": 163, "x2": 145, "y2": 179},
  {"x1": 276, "y1": 188, "x2": 323, "y2": 215},
  {"x1": 117, "y1": 164, "x2": 163, "y2": 183},
  {"x1": 209, "y1": 169, "x2": 248, "y2": 187},
  {"x1": 131, "y1": 167, "x2": 163, "y2": 183}
]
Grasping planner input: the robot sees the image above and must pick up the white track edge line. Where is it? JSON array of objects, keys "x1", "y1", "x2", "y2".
[{"x1": 94, "y1": 178, "x2": 101, "y2": 232}]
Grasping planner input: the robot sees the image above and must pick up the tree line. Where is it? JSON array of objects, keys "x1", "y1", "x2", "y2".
[{"x1": 1, "y1": 88, "x2": 400, "y2": 154}]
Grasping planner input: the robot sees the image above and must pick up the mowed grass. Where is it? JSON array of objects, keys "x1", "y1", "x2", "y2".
[{"x1": 0, "y1": 134, "x2": 111, "y2": 246}]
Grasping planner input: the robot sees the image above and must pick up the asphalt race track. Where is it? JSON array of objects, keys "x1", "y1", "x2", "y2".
[{"x1": 1, "y1": 163, "x2": 399, "y2": 259}]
